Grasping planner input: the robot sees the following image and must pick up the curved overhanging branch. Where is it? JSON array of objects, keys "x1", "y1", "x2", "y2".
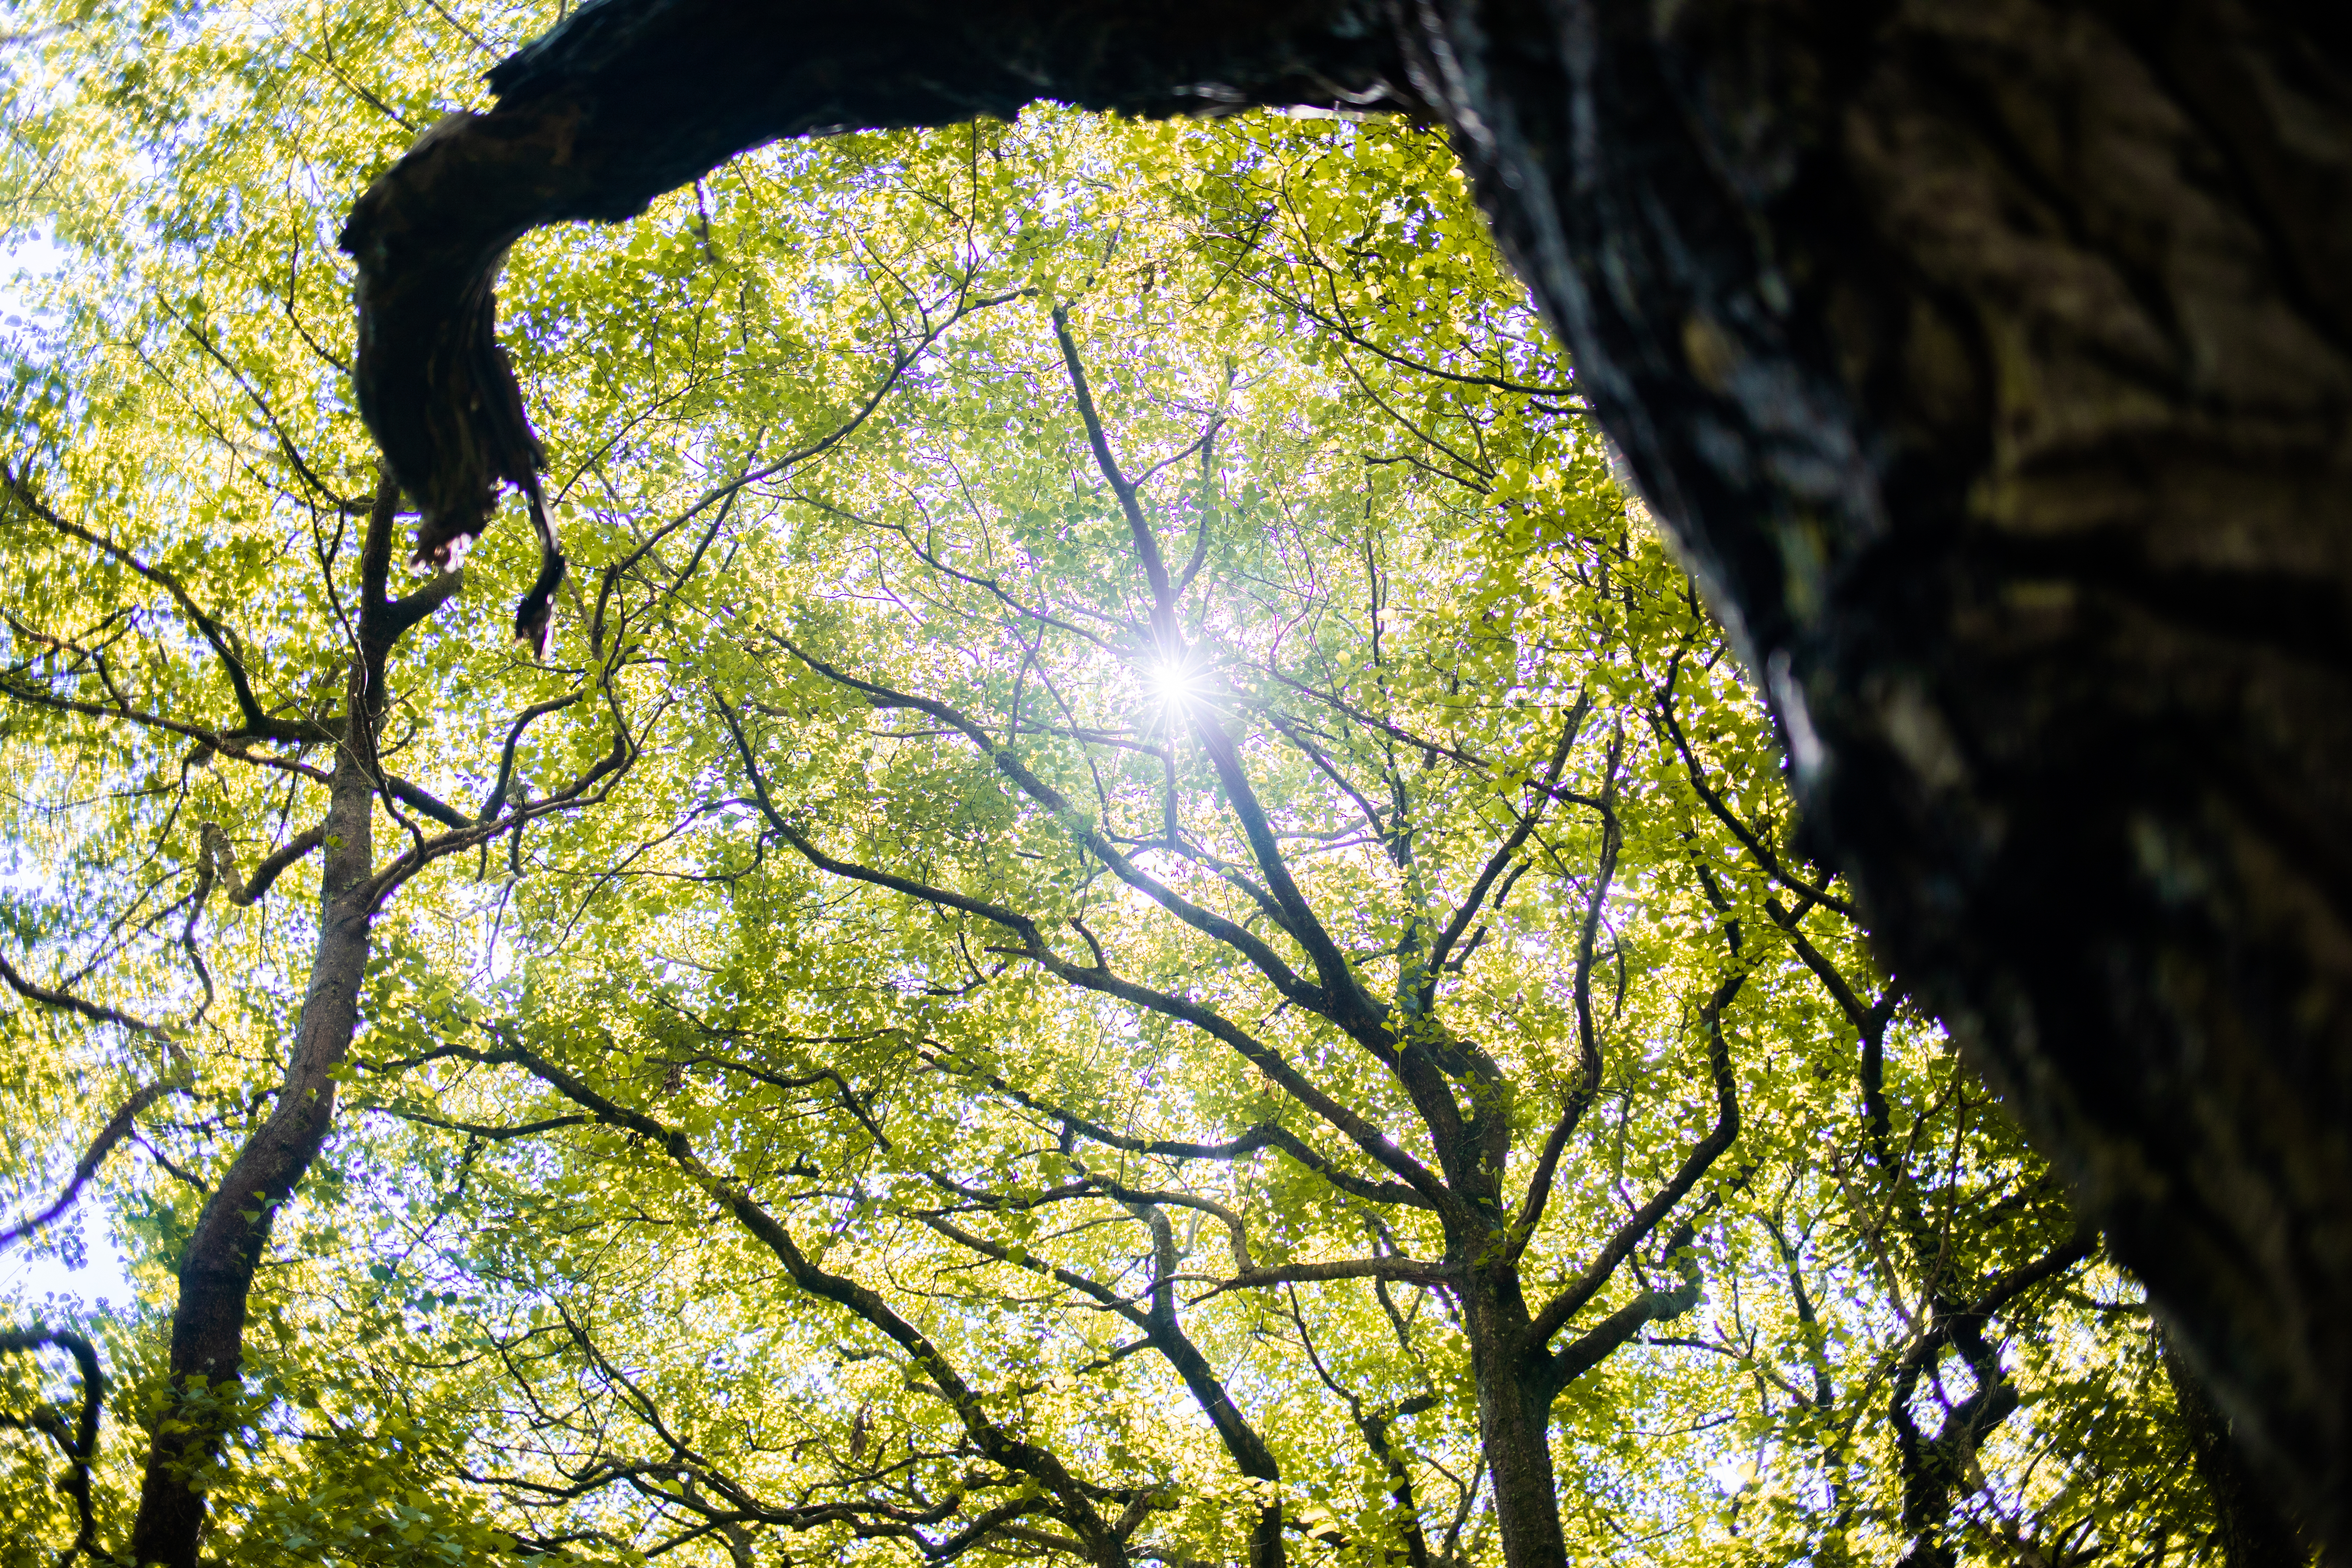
[{"x1": 338, "y1": 0, "x2": 1412, "y2": 631}]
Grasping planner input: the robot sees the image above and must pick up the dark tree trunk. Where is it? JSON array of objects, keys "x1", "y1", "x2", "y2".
[
  {"x1": 342, "y1": 0, "x2": 2352, "y2": 1547},
  {"x1": 1424, "y1": 2, "x2": 2352, "y2": 1546},
  {"x1": 1461, "y1": 1287, "x2": 1570, "y2": 1568},
  {"x1": 2165, "y1": 1337, "x2": 2313, "y2": 1567}
]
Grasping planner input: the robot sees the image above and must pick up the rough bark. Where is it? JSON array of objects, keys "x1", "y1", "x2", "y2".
[
  {"x1": 1421, "y1": 2, "x2": 2352, "y2": 1544},
  {"x1": 341, "y1": 0, "x2": 2352, "y2": 1547},
  {"x1": 1464, "y1": 1282, "x2": 1570, "y2": 1568}
]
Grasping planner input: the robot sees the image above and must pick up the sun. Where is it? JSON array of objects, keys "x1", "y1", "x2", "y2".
[{"x1": 1151, "y1": 659, "x2": 1196, "y2": 708}]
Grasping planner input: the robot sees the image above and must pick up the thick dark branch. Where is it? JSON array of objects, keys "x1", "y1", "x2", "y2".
[
  {"x1": 955, "y1": 1068, "x2": 1434, "y2": 1209},
  {"x1": 1261, "y1": 708, "x2": 1390, "y2": 846},
  {"x1": 919, "y1": 1212, "x2": 1148, "y2": 1329},
  {"x1": 1548, "y1": 1220, "x2": 1704, "y2": 1390},
  {"x1": 1765, "y1": 895, "x2": 1873, "y2": 1033},
  {"x1": 1653, "y1": 677, "x2": 1848, "y2": 917},
  {"x1": 936, "y1": 1181, "x2": 1325, "y2": 1541},
  {"x1": 171, "y1": 308, "x2": 367, "y2": 514},
  {"x1": 1015, "y1": 942, "x2": 1455, "y2": 1214},
  {"x1": 478, "y1": 694, "x2": 582, "y2": 820},
  {"x1": 383, "y1": 774, "x2": 473, "y2": 830},
  {"x1": 0, "y1": 665, "x2": 330, "y2": 770},
  {"x1": 0, "y1": 953, "x2": 172, "y2": 1042},
  {"x1": 1051, "y1": 307, "x2": 1175, "y2": 642},
  {"x1": 1763, "y1": 1214, "x2": 1836, "y2": 1413},
  {"x1": 1889, "y1": 1232, "x2": 2093, "y2": 1567},
  {"x1": 1187, "y1": 712, "x2": 1387, "y2": 1030},
  {"x1": 339, "y1": 0, "x2": 1412, "y2": 569},
  {"x1": 1959, "y1": 1230, "x2": 2098, "y2": 1326},
  {"x1": 718, "y1": 700, "x2": 1043, "y2": 943},
  {"x1": 366, "y1": 1105, "x2": 597, "y2": 1141},
  {"x1": 673, "y1": 1050, "x2": 894, "y2": 1150},
  {"x1": 923, "y1": 1498, "x2": 1056, "y2": 1563},
  {"x1": 361, "y1": 718, "x2": 634, "y2": 907},
  {"x1": 1247, "y1": 672, "x2": 1487, "y2": 770},
  {"x1": 1239, "y1": 268, "x2": 1572, "y2": 399},
  {"x1": 1182, "y1": 1254, "x2": 1459, "y2": 1302},
  {"x1": 380, "y1": 566, "x2": 467, "y2": 640}
]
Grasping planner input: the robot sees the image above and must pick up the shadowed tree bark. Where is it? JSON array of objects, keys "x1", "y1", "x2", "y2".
[
  {"x1": 340, "y1": 0, "x2": 2352, "y2": 1554},
  {"x1": 2166, "y1": 1337, "x2": 2312, "y2": 1568}
]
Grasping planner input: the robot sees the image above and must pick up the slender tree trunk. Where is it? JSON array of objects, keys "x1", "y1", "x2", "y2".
[
  {"x1": 1152, "y1": 1328, "x2": 1286, "y2": 1568},
  {"x1": 127, "y1": 708, "x2": 376, "y2": 1566},
  {"x1": 343, "y1": 0, "x2": 2352, "y2": 1545}
]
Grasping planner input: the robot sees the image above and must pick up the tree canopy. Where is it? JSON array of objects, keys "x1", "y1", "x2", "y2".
[{"x1": 0, "y1": 2, "x2": 2271, "y2": 1564}]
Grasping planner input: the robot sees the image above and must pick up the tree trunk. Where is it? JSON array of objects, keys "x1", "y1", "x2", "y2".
[
  {"x1": 1462, "y1": 1292, "x2": 1569, "y2": 1568},
  {"x1": 2165, "y1": 1337, "x2": 2313, "y2": 1568},
  {"x1": 127, "y1": 705, "x2": 376, "y2": 1566},
  {"x1": 343, "y1": 0, "x2": 2352, "y2": 1547}
]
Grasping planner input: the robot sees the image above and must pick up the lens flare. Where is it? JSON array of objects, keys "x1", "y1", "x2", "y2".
[{"x1": 1152, "y1": 660, "x2": 1194, "y2": 707}]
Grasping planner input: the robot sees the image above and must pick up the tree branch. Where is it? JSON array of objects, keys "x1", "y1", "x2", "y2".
[
  {"x1": 200, "y1": 821, "x2": 325, "y2": 907},
  {"x1": 2, "y1": 463, "x2": 281, "y2": 737},
  {"x1": 1527, "y1": 969, "x2": 1743, "y2": 1351},
  {"x1": 0, "y1": 1082, "x2": 191, "y2": 1251},
  {"x1": 0, "y1": 1327, "x2": 106, "y2": 1560},
  {"x1": 411, "y1": 1029, "x2": 1124, "y2": 1561},
  {"x1": 0, "y1": 953, "x2": 173, "y2": 1043}
]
